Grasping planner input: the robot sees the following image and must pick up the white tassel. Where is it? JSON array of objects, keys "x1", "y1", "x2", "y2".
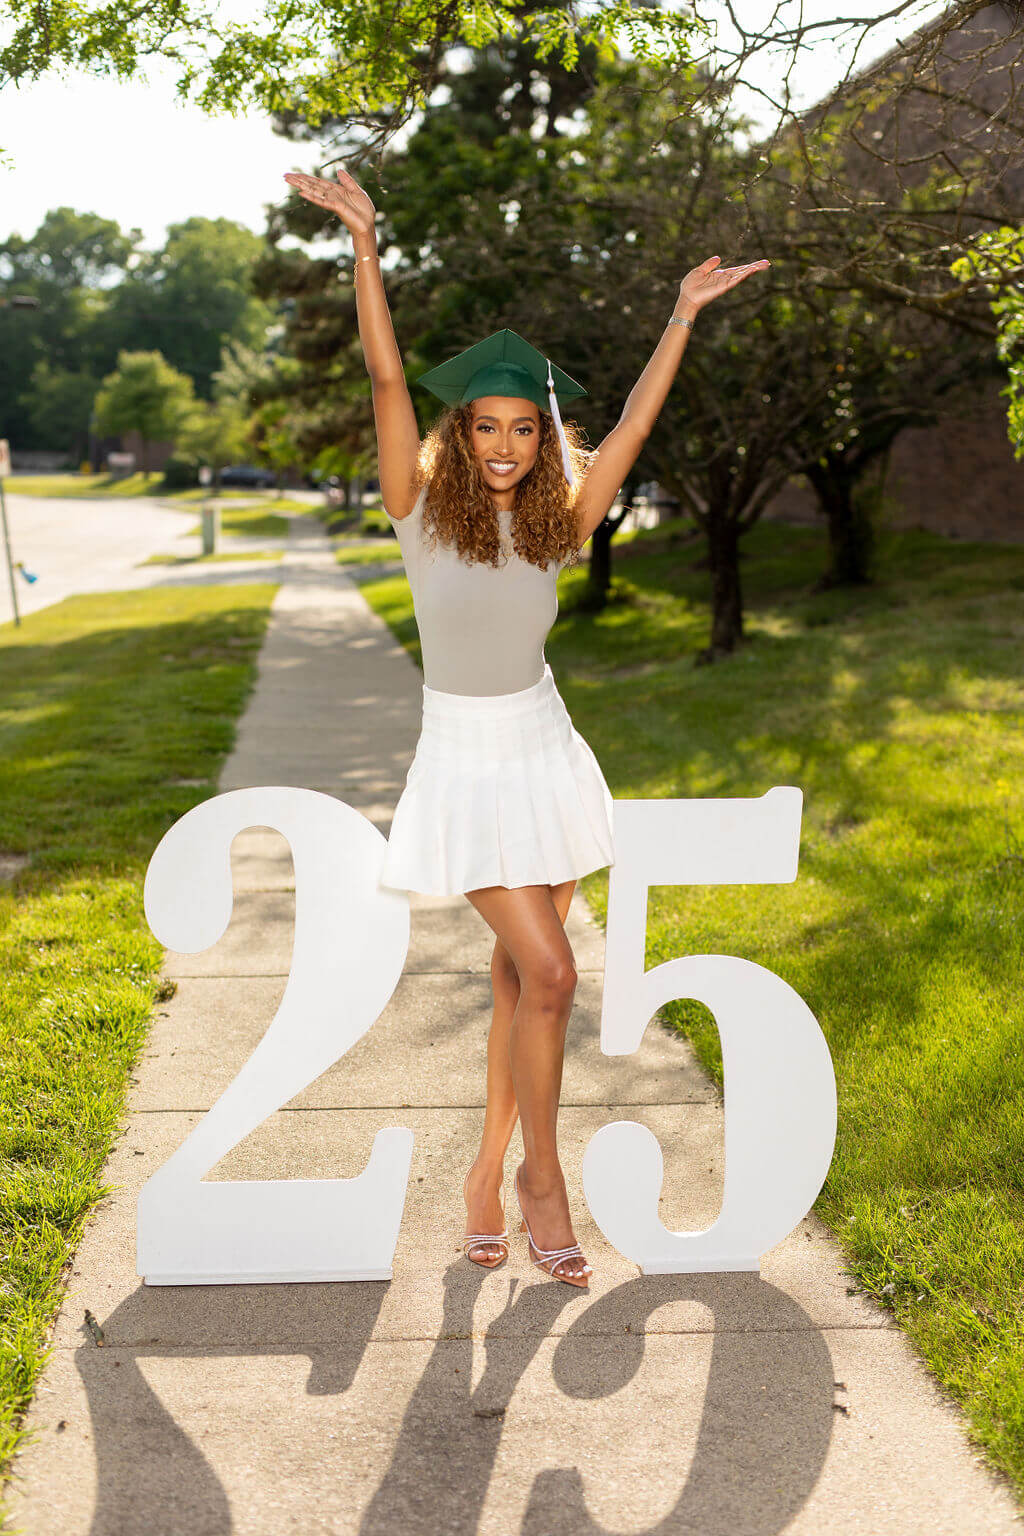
[{"x1": 547, "y1": 358, "x2": 575, "y2": 488}]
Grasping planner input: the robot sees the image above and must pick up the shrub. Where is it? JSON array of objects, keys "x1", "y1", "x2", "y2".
[{"x1": 160, "y1": 454, "x2": 200, "y2": 490}]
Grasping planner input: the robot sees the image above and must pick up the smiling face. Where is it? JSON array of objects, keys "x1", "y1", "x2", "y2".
[{"x1": 469, "y1": 396, "x2": 541, "y2": 494}]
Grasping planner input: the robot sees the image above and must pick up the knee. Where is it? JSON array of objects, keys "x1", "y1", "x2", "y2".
[{"x1": 523, "y1": 953, "x2": 577, "y2": 1011}]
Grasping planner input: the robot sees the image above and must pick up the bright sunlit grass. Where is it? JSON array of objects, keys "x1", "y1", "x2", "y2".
[
  {"x1": 361, "y1": 514, "x2": 1024, "y2": 1494},
  {"x1": 0, "y1": 582, "x2": 278, "y2": 1494}
]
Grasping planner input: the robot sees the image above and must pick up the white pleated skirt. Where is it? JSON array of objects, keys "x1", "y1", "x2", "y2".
[{"x1": 378, "y1": 661, "x2": 616, "y2": 896}]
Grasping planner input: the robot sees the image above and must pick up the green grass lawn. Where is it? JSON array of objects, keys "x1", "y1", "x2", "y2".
[
  {"x1": 140, "y1": 550, "x2": 286, "y2": 566},
  {"x1": 183, "y1": 505, "x2": 303, "y2": 540},
  {"x1": 6, "y1": 474, "x2": 314, "y2": 512},
  {"x1": 6, "y1": 472, "x2": 169, "y2": 498},
  {"x1": 0, "y1": 582, "x2": 278, "y2": 1490},
  {"x1": 325, "y1": 502, "x2": 392, "y2": 537},
  {"x1": 359, "y1": 515, "x2": 1024, "y2": 1495},
  {"x1": 333, "y1": 539, "x2": 403, "y2": 570},
  {"x1": 172, "y1": 492, "x2": 312, "y2": 510}
]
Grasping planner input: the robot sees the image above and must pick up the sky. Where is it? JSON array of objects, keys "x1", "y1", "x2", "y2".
[{"x1": 0, "y1": 0, "x2": 942, "y2": 257}]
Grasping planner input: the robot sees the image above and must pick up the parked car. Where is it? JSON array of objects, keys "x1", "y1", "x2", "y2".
[{"x1": 219, "y1": 464, "x2": 277, "y2": 488}]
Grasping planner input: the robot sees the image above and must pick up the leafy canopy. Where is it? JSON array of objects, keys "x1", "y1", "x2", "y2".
[{"x1": 0, "y1": 0, "x2": 701, "y2": 134}]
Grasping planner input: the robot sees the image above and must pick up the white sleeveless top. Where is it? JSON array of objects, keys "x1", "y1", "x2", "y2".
[{"x1": 385, "y1": 483, "x2": 562, "y2": 696}]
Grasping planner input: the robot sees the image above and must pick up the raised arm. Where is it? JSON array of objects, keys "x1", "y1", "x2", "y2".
[
  {"x1": 282, "y1": 165, "x2": 421, "y2": 520},
  {"x1": 572, "y1": 254, "x2": 772, "y2": 548}
]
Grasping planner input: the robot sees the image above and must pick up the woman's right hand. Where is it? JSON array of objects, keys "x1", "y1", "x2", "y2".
[{"x1": 282, "y1": 166, "x2": 377, "y2": 240}]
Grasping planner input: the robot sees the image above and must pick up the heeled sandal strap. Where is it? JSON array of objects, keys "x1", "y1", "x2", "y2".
[
  {"x1": 530, "y1": 1241, "x2": 583, "y2": 1260},
  {"x1": 528, "y1": 1241, "x2": 591, "y2": 1277},
  {"x1": 463, "y1": 1232, "x2": 510, "y2": 1256}
]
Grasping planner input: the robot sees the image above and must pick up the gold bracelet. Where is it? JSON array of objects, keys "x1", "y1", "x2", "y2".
[
  {"x1": 668, "y1": 315, "x2": 695, "y2": 331},
  {"x1": 355, "y1": 252, "x2": 379, "y2": 266}
]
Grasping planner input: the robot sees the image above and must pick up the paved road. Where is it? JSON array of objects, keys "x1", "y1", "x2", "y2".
[
  {"x1": 0, "y1": 492, "x2": 313, "y2": 624},
  {"x1": 3, "y1": 517, "x2": 1019, "y2": 1535}
]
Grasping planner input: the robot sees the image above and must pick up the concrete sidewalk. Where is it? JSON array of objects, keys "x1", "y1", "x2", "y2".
[{"x1": 3, "y1": 521, "x2": 1020, "y2": 1535}]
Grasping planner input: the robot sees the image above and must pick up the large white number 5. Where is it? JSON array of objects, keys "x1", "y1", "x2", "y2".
[
  {"x1": 583, "y1": 788, "x2": 837, "y2": 1274},
  {"x1": 137, "y1": 787, "x2": 414, "y2": 1285}
]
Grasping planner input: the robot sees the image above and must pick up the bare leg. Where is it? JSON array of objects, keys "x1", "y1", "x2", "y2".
[
  {"x1": 463, "y1": 879, "x2": 576, "y2": 1263},
  {"x1": 463, "y1": 878, "x2": 589, "y2": 1282}
]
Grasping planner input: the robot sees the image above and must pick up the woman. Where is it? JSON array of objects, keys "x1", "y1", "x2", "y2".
[{"x1": 283, "y1": 164, "x2": 769, "y2": 1288}]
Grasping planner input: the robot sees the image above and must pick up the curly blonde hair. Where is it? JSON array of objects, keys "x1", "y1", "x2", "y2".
[{"x1": 409, "y1": 402, "x2": 595, "y2": 571}]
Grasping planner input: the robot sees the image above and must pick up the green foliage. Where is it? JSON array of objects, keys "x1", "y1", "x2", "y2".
[
  {"x1": 21, "y1": 358, "x2": 98, "y2": 459},
  {"x1": 951, "y1": 227, "x2": 1024, "y2": 459},
  {"x1": 159, "y1": 452, "x2": 201, "y2": 490},
  {"x1": 102, "y1": 218, "x2": 276, "y2": 400},
  {"x1": 1, "y1": 213, "x2": 279, "y2": 453},
  {"x1": 0, "y1": 0, "x2": 700, "y2": 133},
  {"x1": 0, "y1": 0, "x2": 696, "y2": 128},
  {"x1": 176, "y1": 396, "x2": 253, "y2": 472},
  {"x1": 92, "y1": 350, "x2": 196, "y2": 465},
  {"x1": 0, "y1": 208, "x2": 140, "y2": 452},
  {"x1": 0, "y1": 207, "x2": 138, "y2": 288}
]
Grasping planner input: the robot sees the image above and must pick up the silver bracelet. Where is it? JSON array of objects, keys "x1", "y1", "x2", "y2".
[{"x1": 668, "y1": 315, "x2": 695, "y2": 331}]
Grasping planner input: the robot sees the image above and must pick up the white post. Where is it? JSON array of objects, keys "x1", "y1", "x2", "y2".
[
  {"x1": 199, "y1": 465, "x2": 216, "y2": 554},
  {"x1": 0, "y1": 439, "x2": 19, "y2": 627}
]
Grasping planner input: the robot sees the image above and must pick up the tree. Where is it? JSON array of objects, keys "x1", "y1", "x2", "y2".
[
  {"x1": 0, "y1": 0, "x2": 698, "y2": 159},
  {"x1": 0, "y1": 210, "x2": 273, "y2": 453},
  {"x1": 175, "y1": 398, "x2": 252, "y2": 490},
  {"x1": 92, "y1": 351, "x2": 195, "y2": 473},
  {"x1": 102, "y1": 218, "x2": 276, "y2": 399},
  {"x1": 0, "y1": 207, "x2": 141, "y2": 450},
  {"x1": 952, "y1": 224, "x2": 1024, "y2": 459},
  {"x1": 0, "y1": 205, "x2": 139, "y2": 291},
  {"x1": 22, "y1": 359, "x2": 99, "y2": 462},
  {"x1": 252, "y1": 19, "x2": 1023, "y2": 648},
  {"x1": 562, "y1": 35, "x2": 1021, "y2": 630},
  {"x1": 776, "y1": 292, "x2": 997, "y2": 586},
  {"x1": 251, "y1": 20, "x2": 612, "y2": 481}
]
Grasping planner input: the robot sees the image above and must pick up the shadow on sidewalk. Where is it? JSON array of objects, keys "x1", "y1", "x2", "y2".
[
  {"x1": 363, "y1": 1268, "x2": 833, "y2": 1536},
  {"x1": 72, "y1": 1280, "x2": 388, "y2": 1536},
  {"x1": 72, "y1": 1268, "x2": 832, "y2": 1535}
]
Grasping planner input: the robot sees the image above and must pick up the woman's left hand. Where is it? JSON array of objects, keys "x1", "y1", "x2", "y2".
[{"x1": 679, "y1": 255, "x2": 771, "y2": 312}]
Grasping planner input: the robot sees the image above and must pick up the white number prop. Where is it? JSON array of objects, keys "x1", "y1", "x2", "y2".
[
  {"x1": 137, "y1": 786, "x2": 414, "y2": 1285},
  {"x1": 138, "y1": 784, "x2": 834, "y2": 1284},
  {"x1": 582, "y1": 788, "x2": 837, "y2": 1274}
]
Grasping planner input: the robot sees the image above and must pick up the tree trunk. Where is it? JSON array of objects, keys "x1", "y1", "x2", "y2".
[
  {"x1": 807, "y1": 463, "x2": 874, "y2": 587},
  {"x1": 702, "y1": 510, "x2": 744, "y2": 660},
  {"x1": 578, "y1": 475, "x2": 636, "y2": 613},
  {"x1": 580, "y1": 516, "x2": 613, "y2": 611}
]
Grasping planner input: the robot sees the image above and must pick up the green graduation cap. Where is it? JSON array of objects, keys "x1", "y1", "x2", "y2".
[{"x1": 415, "y1": 328, "x2": 587, "y2": 486}]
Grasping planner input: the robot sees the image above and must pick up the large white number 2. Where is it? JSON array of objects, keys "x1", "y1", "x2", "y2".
[
  {"x1": 137, "y1": 784, "x2": 835, "y2": 1284},
  {"x1": 138, "y1": 786, "x2": 414, "y2": 1285},
  {"x1": 583, "y1": 787, "x2": 837, "y2": 1274}
]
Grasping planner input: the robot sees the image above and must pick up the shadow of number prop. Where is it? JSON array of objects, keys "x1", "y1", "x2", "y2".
[
  {"x1": 137, "y1": 786, "x2": 414, "y2": 1285},
  {"x1": 583, "y1": 787, "x2": 837, "y2": 1274},
  {"x1": 137, "y1": 784, "x2": 835, "y2": 1284}
]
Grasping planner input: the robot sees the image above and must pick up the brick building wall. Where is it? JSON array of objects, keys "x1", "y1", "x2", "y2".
[
  {"x1": 763, "y1": 378, "x2": 1023, "y2": 541},
  {"x1": 760, "y1": 4, "x2": 1024, "y2": 544}
]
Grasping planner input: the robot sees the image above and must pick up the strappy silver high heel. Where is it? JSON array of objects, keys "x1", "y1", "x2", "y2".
[
  {"x1": 514, "y1": 1166, "x2": 592, "y2": 1288},
  {"x1": 462, "y1": 1170, "x2": 510, "y2": 1269}
]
